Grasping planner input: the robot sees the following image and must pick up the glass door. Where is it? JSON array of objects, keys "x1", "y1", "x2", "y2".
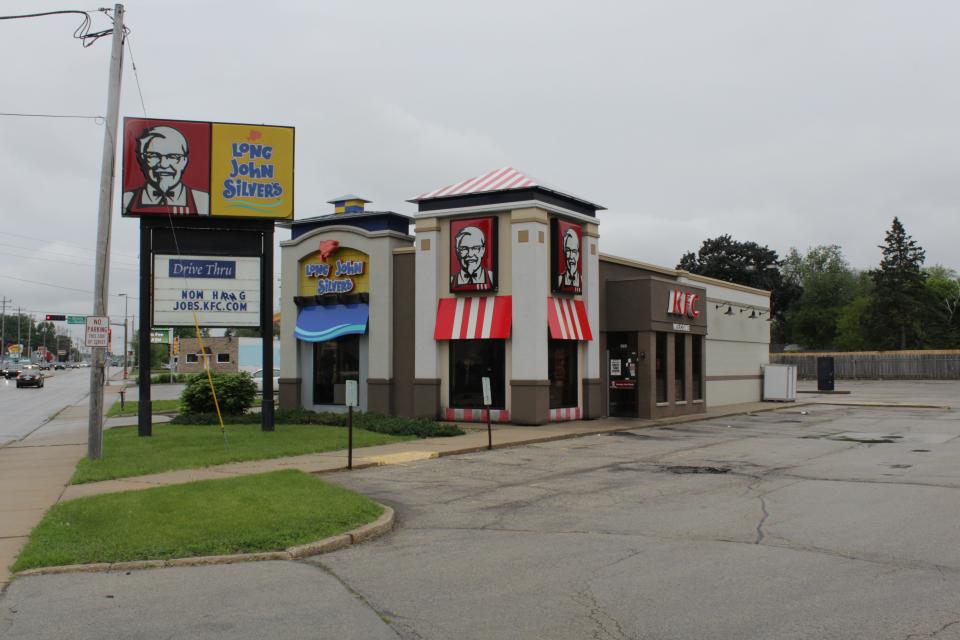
[{"x1": 608, "y1": 332, "x2": 638, "y2": 417}]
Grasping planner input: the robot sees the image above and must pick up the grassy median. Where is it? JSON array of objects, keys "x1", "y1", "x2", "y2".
[
  {"x1": 12, "y1": 470, "x2": 382, "y2": 572},
  {"x1": 106, "y1": 399, "x2": 182, "y2": 417},
  {"x1": 71, "y1": 423, "x2": 414, "y2": 484}
]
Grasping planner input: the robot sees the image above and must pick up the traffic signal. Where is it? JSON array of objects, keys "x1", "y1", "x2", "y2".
[{"x1": 45, "y1": 314, "x2": 66, "y2": 322}]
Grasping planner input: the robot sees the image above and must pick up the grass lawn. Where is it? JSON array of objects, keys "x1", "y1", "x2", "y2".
[
  {"x1": 106, "y1": 399, "x2": 181, "y2": 417},
  {"x1": 71, "y1": 423, "x2": 415, "y2": 484},
  {"x1": 12, "y1": 470, "x2": 382, "y2": 572}
]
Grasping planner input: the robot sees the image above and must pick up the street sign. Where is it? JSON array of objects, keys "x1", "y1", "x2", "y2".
[
  {"x1": 482, "y1": 376, "x2": 492, "y2": 407},
  {"x1": 84, "y1": 316, "x2": 110, "y2": 348},
  {"x1": 150, "y1": 328, "x2": 173, "y2": 344},
  {"x1": 57, "y1": 349, "x2": 66, "y2": 356},
  {"x1": 7, "y1": 344, "x2": 22, "y2": 356},
  {"x1": 67, "y1": 315, "x2": 86, "y2": 325},
  {"x1": 345, "y1": 380, "x2": 359, "y2": 408}
]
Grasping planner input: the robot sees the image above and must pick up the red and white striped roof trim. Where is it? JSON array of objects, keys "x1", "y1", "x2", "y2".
[
  {"x1": 434, "y1": 296, "x2": 512, "y2": 340},
  {"x1": 415, "y1": 167, "x2": 537, "y2": 201},
  {"x1": 547, "y1": 297, "x2": 593, "y2": 341}
]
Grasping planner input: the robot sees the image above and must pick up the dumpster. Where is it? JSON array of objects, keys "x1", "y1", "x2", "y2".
[{"x1": 816, "y1": 356, "x2": 835, "y2": 392}]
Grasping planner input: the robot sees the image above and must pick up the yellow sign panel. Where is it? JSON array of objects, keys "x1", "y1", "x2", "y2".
[
  {"x1": 299, "y1": 247, "x2": 370, "y2": 297},
  {"x1": 210, "y1": 123, "x2": 294, "y2": 219}
]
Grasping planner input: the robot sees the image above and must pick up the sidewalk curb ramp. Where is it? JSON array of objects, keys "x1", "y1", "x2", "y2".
[{"x1": 13, "y1": 506, "x2": 394, "y2": 578}]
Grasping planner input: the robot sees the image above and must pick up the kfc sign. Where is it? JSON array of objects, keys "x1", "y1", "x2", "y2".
[
  {"x1": 450, "y1": 217, "x2": 498, "y2": 293},
  {"x1": 667, "y1": 289, "x2": 700, "y2": 318},
  {"x1": 551, "y1": 219, "x2": 583, "y2": 295}
]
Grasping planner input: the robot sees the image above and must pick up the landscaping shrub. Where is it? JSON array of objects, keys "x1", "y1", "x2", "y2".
[
  {"x1": 179, "y1": 372, "x2": 257, "y2": 415},
  {"x1": 150, "y1": 373, "x2": 190, "y2": 384},
  {"x1": 169, "y1": 408, "x2": 464, "y2": 437}
]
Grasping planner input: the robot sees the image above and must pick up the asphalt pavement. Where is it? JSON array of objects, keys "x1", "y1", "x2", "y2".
[
  {"x1": 3, "y1": 381, "x2": 959, "y2": 640},
  {"x1": 0, "y1": 368, "x2": 93, "y2": 445}
]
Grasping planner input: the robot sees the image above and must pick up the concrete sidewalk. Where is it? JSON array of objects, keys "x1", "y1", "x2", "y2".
[
  {"x1": 0, "y1": 385, "x2": 123, "y2": 589},
  {"x1": 3, "y1": 384, "x2": 952, "y2": 588}
]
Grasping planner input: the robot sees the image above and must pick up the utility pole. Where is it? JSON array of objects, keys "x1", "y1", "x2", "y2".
[
  {"x1": 0, "y1": 296, "x2": 9, "y2": 365},
  {"x1": 27, "y1": 314, "x2": 32, "y2": 362},
  {"x1": 87, "y1": 3, "x2": 125, "y2": 461},
  {"x1": 17, "y1": 307, "x2": 22, "y2": 358}
]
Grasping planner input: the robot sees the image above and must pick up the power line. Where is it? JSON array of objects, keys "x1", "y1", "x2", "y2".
[
  {"x1": 125, "y1": 35, "x2": 147, "y2": 118},
  {"x1": 0, "y1": 112, "x2": 104, "y2": 122},
  {"x1": 0, "y1": 274, "x2": 138, "y2": 297},
  {"x1": 0, "y1": 8, "x2": 116, "y2": 47},
  {"x1": 0, "y1": 249, "x2": 139, "y2": 272},
  {"x1": 0, "y1": 232, "x2": 140, "y2": 260},
  {"x1": 0, "y1": 241, "x2": 140, "y2": 266}
]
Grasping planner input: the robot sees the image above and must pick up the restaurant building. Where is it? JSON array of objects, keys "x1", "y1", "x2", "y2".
[{"x1": 279, "y1": 171, "x2": 770, "y2": 423}]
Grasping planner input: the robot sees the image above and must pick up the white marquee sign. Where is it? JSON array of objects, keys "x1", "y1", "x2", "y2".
[{"x1": 153, "y1": 254, "x2": 261, "y2": 327}]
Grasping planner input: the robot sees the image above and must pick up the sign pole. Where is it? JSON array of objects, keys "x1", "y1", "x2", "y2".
[
  {"x1": 137, "y1": 222, "x2": 152, "y2": 437},
  {"x1": 86, "y1": 3, "x2": 125, "y2": 460},
  {"x1": 261, "y1": 223, "x2": 275, "y2": 432},
  {"x1": 482, "y1": 376, "x2": 492, "y2": 450},
  {"x1": 345, "y1": 379, "x2": 358, "y2": 470}
]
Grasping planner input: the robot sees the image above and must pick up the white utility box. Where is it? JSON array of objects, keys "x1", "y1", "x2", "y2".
[{"x1": 763, "y1": 364, "x2": 797, "y2": 401}]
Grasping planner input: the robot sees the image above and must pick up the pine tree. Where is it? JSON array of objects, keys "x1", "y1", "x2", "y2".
[{"x1": 869, "y1": 217, "x2": 927, "y2": 349}]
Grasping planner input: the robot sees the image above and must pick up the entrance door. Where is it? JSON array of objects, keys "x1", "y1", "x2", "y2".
[{"x1": 608, "y1": 332, "x2": 638, "y2": 417}]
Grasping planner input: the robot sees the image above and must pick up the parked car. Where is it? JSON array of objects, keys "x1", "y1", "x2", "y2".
[
  {"x1": 252, "y1": 368, "x2": 280, "y2": 394},
  {"x1": 16, "y1": 368, "x2": 44, "y2": 388}
]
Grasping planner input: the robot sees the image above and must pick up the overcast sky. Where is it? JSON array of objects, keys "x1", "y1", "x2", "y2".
[{"x1": 2, "y1": 0, "x2": 959, "y2": 350}]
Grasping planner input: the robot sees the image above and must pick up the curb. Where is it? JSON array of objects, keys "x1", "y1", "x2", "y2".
[{"x1": 14, "y1": 505, "x2": 394, "y2": 579}]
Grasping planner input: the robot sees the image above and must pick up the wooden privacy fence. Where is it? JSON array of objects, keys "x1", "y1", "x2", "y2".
[{"x1": 770, "y1": 350, "x2": 960, "y2": 380}]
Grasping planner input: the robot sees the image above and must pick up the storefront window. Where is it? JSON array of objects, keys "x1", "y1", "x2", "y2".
[
  {"x1": 313, "y1": 335, "x2": 360, "y2": 405},
  {"x1": 675, "y1": 334, "x2": 686, "y2": 402},
  {"x1": 692, "y1": 335, "x2": 703, "y2": 400},
  {"x1": 548, "y1": 339, "x2": 578, "y2": 409},
  {"x1": 655, "y1": 332, "x2": 667, "y2": 403},
  {"x1": 450, "y1": 340, "x2": 505, "y2": 409}
]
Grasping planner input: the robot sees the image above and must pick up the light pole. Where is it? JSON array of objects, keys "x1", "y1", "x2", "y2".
[{"x1": 119, "y1": 293, "x2": 129, "y2": 379}]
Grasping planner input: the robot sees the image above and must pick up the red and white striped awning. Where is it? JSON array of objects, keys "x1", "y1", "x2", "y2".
[
  {"x1": 414, "y1": 167, "x2": 537, "y2": 201},
  {"x1": 547, "y1": 297, "x2": 593, "y2": 341},
  {"x1": 434, "y1": 296, "x2": 512, "y2": 340}
]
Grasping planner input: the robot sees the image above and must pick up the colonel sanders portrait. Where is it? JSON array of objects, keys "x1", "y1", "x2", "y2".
[
  {"x1": 451, "y1": 225, "x2": 494, "y2": 291},
  {"x1": 557, "y1": 227, "x2": 581, "y2": 290},
  {"x1": 123, "y1": 125, "x2": 210, "y2": 215}
]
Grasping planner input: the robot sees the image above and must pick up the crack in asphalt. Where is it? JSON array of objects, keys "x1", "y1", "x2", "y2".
[
  {"x1": 302, "y1": 560, "x2": 404, "y2": 639},
  {"x1": 400, "y1": 524, "x2": 960, "y2": 576},
  {"x1": 904, "y1": 616, "x2": 960, "y2": 639},
  {"x1": 571, "y1": 588, "x2": 638, "y2": 640}
]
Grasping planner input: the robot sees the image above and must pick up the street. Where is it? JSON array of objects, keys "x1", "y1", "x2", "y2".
[
  {"x1": 0, "y1": 368, "x2": 94, "y2": 445},
  {"x1": 3, "y1": 384, "x2": 960, "y2": 640}
]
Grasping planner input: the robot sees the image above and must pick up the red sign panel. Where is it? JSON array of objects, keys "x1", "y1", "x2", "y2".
[
  {"x1": 552, "y1": 219, "x2": 583, "y2": 295},
  {"x1": 449, "y1": 217, "x2": 497, "y2": 293},
  {"x1": 122, "y1": 119, "x2": 212, "y2": 216}
]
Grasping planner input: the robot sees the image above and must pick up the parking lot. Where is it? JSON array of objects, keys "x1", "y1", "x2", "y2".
[{"x1": 4, "y1": 382, "x2": 960, "y2": 640}]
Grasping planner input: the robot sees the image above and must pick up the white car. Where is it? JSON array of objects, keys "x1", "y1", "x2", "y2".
[{"x1": 252, "y1": 368, "x2": 280, "y2": 393}]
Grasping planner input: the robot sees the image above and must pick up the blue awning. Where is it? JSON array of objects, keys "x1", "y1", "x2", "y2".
[{"x1": 295, "y1": 303, "x2": 369, "y2": 342}]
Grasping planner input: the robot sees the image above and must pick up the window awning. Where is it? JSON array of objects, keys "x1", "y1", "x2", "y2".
[
  {"x1": 295, "y1": 303, "x2": 369, "y2": 342},
  {"x1": 547, "y1": 297, "x2": 593, "y2": 341},
  {"x1": 434, "y1": 296, "x2": 511, "y2": 340}
]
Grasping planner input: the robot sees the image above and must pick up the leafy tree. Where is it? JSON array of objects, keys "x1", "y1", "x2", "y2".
[
  {"x1": 781, "y1": 245, "x2": 861, "y2": 348},
  {"x1": 866, "y1": 217, "x2": 928, "y2": 349},
  {"x1": 922, "y1": 265, "x2": 960, "y2": 347},
  {"x1": 678, "y1": 235, "x2": 801, "y2": 329},
  {"x1": 834, "y1": 297, "x2": 872, "y2": 351}
]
